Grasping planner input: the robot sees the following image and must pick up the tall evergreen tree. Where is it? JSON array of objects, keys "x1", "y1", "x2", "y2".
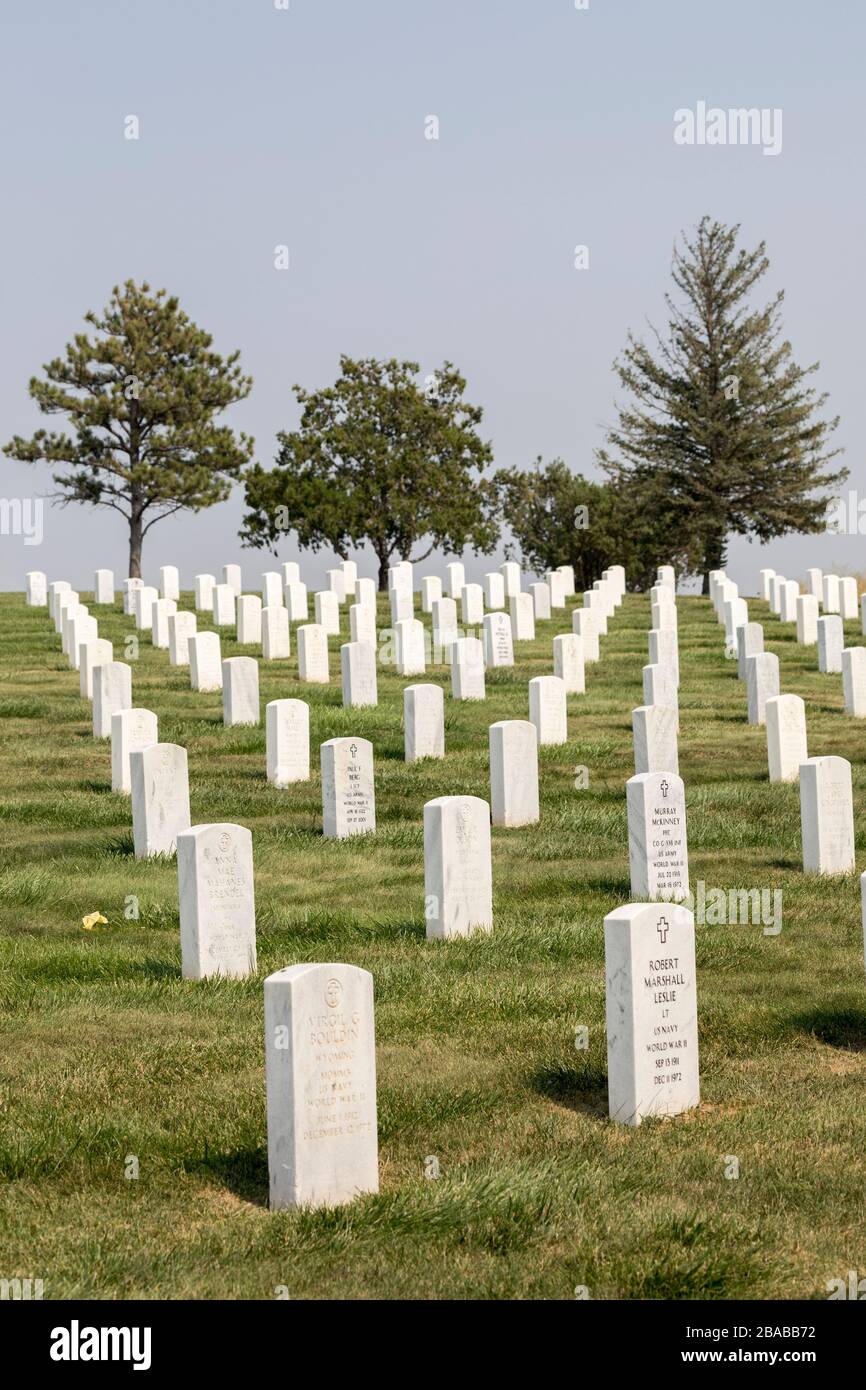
[
  {"x1": 4, "y1": 281, "x2": 253, "y2": 576},
  {"x1": 597, "y1": 217, "x2": 846, "y2": 591}
]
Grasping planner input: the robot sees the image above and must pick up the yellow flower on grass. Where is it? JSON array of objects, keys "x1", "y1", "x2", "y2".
[{"x1": 81, "y1": 912, "x2": 108, "y2": 931}]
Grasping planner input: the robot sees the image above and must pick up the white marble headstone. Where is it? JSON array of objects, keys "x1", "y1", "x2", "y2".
[
  {"x1": 266, "y1": 698, "x2": 310, "y2": 786},
  {"x1": 800, "y1": 755, "x2": 854, "y2": 874},
  {"x1": 424, "y1": 795, "x2": 493, "y2": 939},
  {"x1": 130, "y1": 742, "x2": 191, "y2": 858},
  {"x1": 265, "y1": 962, "x2": 378, "y2": 1210},
  {"x1": 489, "y1": 720, "x2": 539, "y2": 828},
  {"x1": 111, "y1": 707, "x2": 158, "y2": 793},
  {"x1": 321, "y1": 738, "x2": 375, "y2": 838},
  {"x1": 604, "y1": 902, "x2": 700, "y2": 1126},
  {"x1": 627, "y1": 772, "x2": 689, "y2": 901},
  {"x1": 178, "y1": 823, "x2": 256, "y2": 980},
  {"x1": 403, "y1": 684, "x2": 445, "y2": 762}
]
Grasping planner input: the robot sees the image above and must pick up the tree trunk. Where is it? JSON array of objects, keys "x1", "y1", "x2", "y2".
[
  {"x1": 701, "y1": 532, "x2": 727, "y2": 595},
  {"x1": 129, "y1": 511, "x2": 143, "y2": 579},
  {"x1": 377, "y1": 550, "x2": 390, "y2": 592}
]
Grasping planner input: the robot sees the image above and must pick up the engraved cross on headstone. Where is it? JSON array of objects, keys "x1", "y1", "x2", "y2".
[
  {"x1": 660, "y1": 778, "x2": 669, "y2": 798},
  {"x1": 656, "y1": 915, "x2": 669, "y2": 944},
  {"x1": 349, "y1": 742, "x2": 358, "y2": 758}
]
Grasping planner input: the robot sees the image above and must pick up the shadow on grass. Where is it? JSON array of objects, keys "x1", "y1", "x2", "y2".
[
  {"x1": 530, "y1": 1060, "x2": 609, "y2": 1118},
  {"x1": 790, "y1": 1007, "x2": 866, "y2": 1052},
  {"x1": 99, "y1": 833, "x2": 136, "y2": 857},
  {"x1": 191, "y1": 1143, "x2": 270, "y2": 1207}
]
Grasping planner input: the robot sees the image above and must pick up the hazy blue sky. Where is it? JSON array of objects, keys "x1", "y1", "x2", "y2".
[{"x1": 1, "y1": 0, "x2": 863, "y2": 594}]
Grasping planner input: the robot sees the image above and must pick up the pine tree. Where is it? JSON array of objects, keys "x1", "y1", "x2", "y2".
[
  {"x1": 597, "y1": 217, "x2": 846, "y2": 592},
  {"x1": 4, "y1": 281, "x2": 253, "y2": 576}
]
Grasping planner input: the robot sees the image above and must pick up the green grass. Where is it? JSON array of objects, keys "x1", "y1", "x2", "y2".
[{"x1": 1, "y1": 586, "x2": 866, "y2": 1300}]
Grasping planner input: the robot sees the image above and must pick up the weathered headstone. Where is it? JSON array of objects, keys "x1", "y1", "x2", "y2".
[
  {"x1": 510, "y1": 592, "x2": 535, "y2": 642},
  {"x1": 604, "y1": 902, "x2": 700, "y2": 1126},
  {"x1": 130, "y1": 742, "x2": 191, "y2": 858},
  {"x1": 264, "y1": 961, "x2": 378, "y2": 1210},
  {"x1": 759, "y1": 568, "x2": 775, "y2": 601},
  {"x1": 285, "y1": 580, "x2": 309, "y2": 623},
  {"x1": 500, "y1": 561, "x2": 521, "y2": 598},
  {"x1": 93, "y1": 661, "x2": 132, "y2": 737},
  {"x1": 94, "y1": 568, "x2": 114, "y2": 605},
  {"x1": 842, "y1": 647, "x2": 866, "y2": 717},
  {"x1": 451, "y1": 637, "x2": 486, "y2": 700},
  {"x1": 745, "y1": 651, "x2": 779, "y2": 725},
  {"x1": 627, "y1": 772, "x2": 689, "y2": 901},
  {"x1": 395, "y1": 617, "x2": 426, "y2": 676},
  {"x1": 349, "y1": 601, "x2": 377, "y2": 646},
  {"x1": 632, "y1": 704, "x2": 679, "y2": 776},
  {"x1": 529, "y1": 674, "x2": 567, "y2": 745},
  {"x1": 424, "y1": 795, "x2": 493, "y2": 939},
  {"x1": 388, "y1": 586, "x2": 413, "y2": 625},
  {"x1": 403, "y1": 684, "x2": 445, "y2": 762},
  {"x1": 817, "y1": 615, "x2": 843, "y2": 674},
  {"x1": 237, "y1": 594, "x2": 263, "y2": 646},
  {"x1": 212, "y1": 583, "x2": 236, "y2": 627},
  {"x1": 461, "y1": 583, "x2": 484, "y2": 626},
  {"x1": 266, "y1": 698, "x2": 310, "y2": 786},
  {"x1": 431, "y1": 597, "x2": 459, "y2": 659},
  {"x1": 321, "y1": 738, "x2": 376, "y2": 838},
  {"x1": 806, "y1": 567, "x2": 823, "y2": 601},
  {"x1": 341, "y1": 641, "x2": 378, "y2": 708},
  {"x1": 160, "y1": 565, "x2": 180, "y2": 602},
  {"x1": 445, "y1": 561, "x2": 465, "y2": 598},
  {"x1": 648, "y1": 627, "x2": 679, "y2": 686},
  {"x1": 530, "y1": 582, "x2": 551, "y2": 620},
  {"x1": 583, "y1": 590, "x2": 608, "y2": 636},
  {"x1": 421, "y1": 575, "x2": 442, "y2": 612},
  {"x1": 178, "y1": 823, "x2": 256, "y2": 980},
  {"x1": 25, "y1": 570, "x2": 47, "y2": 606},
  {"x1": 151, "y1": 598, "x2": 177, "y2": 649},
  {"x1": 80, "y1": 637, "x2": 113, "y2": 699},
  {"x1": 222, "y1": 657, "x2": 260, "y2": 725},
  {"x1": 189, "y1": 631, "x2": 223, "y2": 692},
  {"x1": 111, "y1": 708, "x2": 158, "y2": 793},
  {"x1": 327, "y1": 568, "x2": 347, "y2": 604},
  {"x1": 553, "y1": 633, "x2": 585, "y2": 694},
  {"x1": 298, "y1": 624, "x2": 330, "y2": 683},
  {"x1": 262, "y1": 605, "x2": 290, "y2": 659},
  {"x1": 169, "y1": 611, "x2": 198, "y2": 667},
  {"x1": 572, "y1": 608, "x2": 599, "y2": 663},
  {"x1": 482, "y1": 611, "x2": 514, "y2": 668},
  {"x1": 735, "y1": 622, "x2": 765, "y2": 679},
  {"x1": 489, "y1": 720, "x2": 539, "y2": 827},
  {"x1": 483, "y1": 572, "x2": 505, "y2": 609},
  {"x1": 800, "y1": 755, "x2": 855, "y2": 874},
  {"x1": 796, "y1": 594, "x2": 819, "y2": 646},
  {"x1": 841, "y1": 576, "x2": 859, "y2": 621},
  {"x1": 134, "y1": 585, "x2": 158, "y2": 631},
  {"x1": 822, "y1": 573, "x2": 841, "y2": 614},
  {"x1": 315, "y1": 590, "x2": 340, "y2": 636},
  {"x1": 121, "y1": 578, "x2": 141, "y2": 616},
  {"x1": 262, "y1": 571, "x2": 284, "y2": 609},
  {"x1": 765, "y1": 694, "x2": 807, "y2": 783},
  {"x1": 194, "y1": 574, "x2": 215, "y2": 611}
]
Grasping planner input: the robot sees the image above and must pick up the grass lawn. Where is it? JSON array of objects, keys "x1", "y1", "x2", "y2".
[{"x1": 1, "y1": 586, "x2": 865, "y2": 1300}]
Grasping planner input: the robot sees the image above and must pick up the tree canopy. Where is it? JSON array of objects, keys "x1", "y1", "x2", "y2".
[
  {"x1": 4, "y1": 280, "x2": 253, "y2": 576},
  {"x1": 596, "y1": 217, "x2": 845, "y2": 590},
  {"x1": 240, "y1": 356, "x2": 499, "y2": 588}
]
